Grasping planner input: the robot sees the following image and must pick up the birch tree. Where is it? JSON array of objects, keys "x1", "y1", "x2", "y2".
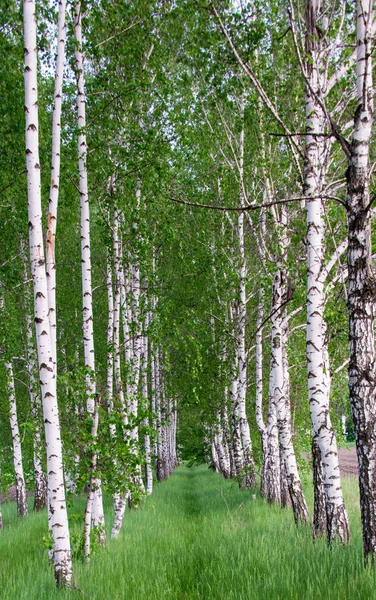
[
  {"x1": 346, "y1": 0, "x2": 376, "y2": 561},
  {"x1": 73, "y1": 0, "x2": 105, "y2": 557},
  {"x1": 23, "y1": 0, "x2": 72, "y2": 584},
  {"x1": 5, "y1": 361, "x2": 28, "y2": 517}
]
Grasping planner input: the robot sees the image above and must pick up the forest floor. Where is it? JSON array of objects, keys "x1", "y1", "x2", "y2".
[{"x1": 1, "y1": 463, "x2": 376, "y2": 600}]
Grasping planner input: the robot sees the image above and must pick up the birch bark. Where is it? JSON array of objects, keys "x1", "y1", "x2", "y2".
[
  {"x1": 236, "y1": 97, "x2": 256, "y2": 488},
  {"x1": 230, "y1": 349, "x2": 245, "y2": 486},
  {"x1": 5, "y1": 361, "x2": 28, "y2": 517},
  {"x1": 255, "y1": 286, "x2": 268, "y2": 498},
  {"x1": 25, "y1": 305, "x2": 47, "y2": 511},
  {"x1": 22, "y1": 251, "x2": 47, "y2": 511},
  {"x1": 73, "y1": 0, "x2": 104, "y2": 555},
  {"x1": 46, "y1": 0, "x2": 66, "y2": 373},
  {"x1": 141, "y1": 314, "x2": 153, "y2": 495},
  {"x1": 23, "y1": 0, "x2": 72, "y2": 584},
  {"x1": 346, "y1": 0, "x2": 376, "y2": 561},
  {"x1": 303, "y1": 0, "x2": 349, "y2": 543}
]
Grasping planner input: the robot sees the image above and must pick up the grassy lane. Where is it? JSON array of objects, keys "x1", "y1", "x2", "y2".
[{"x1": 1, "y1": 465, "x2": 376, "y2": 599}]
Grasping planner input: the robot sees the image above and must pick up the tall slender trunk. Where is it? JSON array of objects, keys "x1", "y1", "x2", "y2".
[
  {"x1": 141, "y1": 314, "x2": 153, "y2": 495},
  {"x1": 223, "y1": 403, "x2": 236, "y2": 478},
  {"x1": 5, "y1": 361, "x2": 28, "y2": 517},
  {"x1": 230, "y1": 351, "x2": 245, "y2": 486},
  {"x1": 214, "y1": 410, "x2": 231, "y2": 478},
  {"x1": 279, "y1": 313, "x2": 308, "y2": 523},
  {"x1": 46, "y1": 0, "x2": 66, "y2": 373},
  {"x1": 113, "y1": 212, "x2": 127, "y2": 426},
  {"x1": 74, "y1": 0, "x2": 104, "y2": 556},
  {"x1": 111, "y1": 213, "x2": 129, "y2": 534},
  {"x1": 304, "y1": 0, "x2": 349, "y2": 544},
  {"x1": 266, "y1": 304, "x2": 280, "y2": 505},
  {"x1": 155, "y1": 350, "x2": 165, "y2": 482},
  {"x1": 151, "y1": 346, "x2": 158, "y2": 463},
  {"x1": 22, "y1": 251, "x2": 48, "y2": 511},
  {"x1": 25, "y1": 305, "x2": 47, "y2": 511},
  {"x1": 236, "y1": 96, "x2": 256, "y2": 488},
  {"x1": 127, "y1": 182, "x2": 145, "y2": 492},
  {"x1": 23, "y1": 0, "x2": 72, "y2": 584},
  {"x1": 106, "y1": 250, "x2": 116, "y2": 439},
  {"x1": 346, "y1": 0, "x2": 376, "y2": 561},
  {"x1": 255, "y1": 286, "x2": 268, "y2": 497}
]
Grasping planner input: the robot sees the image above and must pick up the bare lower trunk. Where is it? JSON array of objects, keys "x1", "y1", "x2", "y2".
[
  {"x1": 6, "y1": 361, "x2": 28, "y2": 517},
  {"x1": 279, "y1": 314, "x2": 308, "y2": 523},
  {"x1": 111, "y1": 492, "x2": 129, "y2": 539},
  {"x1": 266, "y1": 336, "x2": 280, "y2": 504},
  {"x1": 141, "y1": 315, "x2": 153, "y2": 495},
  {"x1": 230, "y1": 357, "x2": 246, "y2": 487},
  {"x1": 280, "y1": 449, "x2": 291, "y2": 509},
  {"x1": 312, "y1": 435, "x2": 327, "y2": 540},
  {"x1": 255, "y1": 286, "x2": 268, "y2": 498},
  {"x1": 24, "y1": 279, "x2": 47, "y2": 511}
]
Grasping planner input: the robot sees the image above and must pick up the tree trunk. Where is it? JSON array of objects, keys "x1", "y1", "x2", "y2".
[
  {"x1": 45, "y1": 0, "x2": 66, "y2": 374},
  {"x1": 141, "y1": 317, "x2": 153, "y2": 495},
  {"x1": 312, "y1": 435, "x2": 327, "y2": 539},
  {"x1": 346, "y1": 0, "x2": 376, "y2": 562},
  {"x1": 255, "y1": 286, "x2": 268, "y2": 498},
  {"x1": 279, "y1": 311, "x2": 309, "y2": 523},
  {"x1": 304, "y1": 0, "x2": 349, "y2": 544},
  {"x1": 25, "y1": 306, "x2": 47, "y2": 511},
  {"x1": 23, "y1": 0, "x2": 72, "y2": 584},
  {"x1": 230, "y1": 360, "x2": 246, "y2": 487},
  {"x1": 5, "y1": 361, "x2": 28, "y2": 517},
  {"x1": 236, "y1": 97, "x2": 256, "y2": 488},
  {"x1": 74, "y1": 0, "x2": 105, "y2": 556}
]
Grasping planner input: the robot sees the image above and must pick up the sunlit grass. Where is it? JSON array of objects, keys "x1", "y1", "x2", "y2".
[{"x1": 0, "y1": 465, "x2": 375, "y2": 599}]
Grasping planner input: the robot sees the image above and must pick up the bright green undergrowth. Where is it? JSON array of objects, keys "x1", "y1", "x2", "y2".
[{"x1": 1, "y1": 465, "x2": 375, "y2": 600}]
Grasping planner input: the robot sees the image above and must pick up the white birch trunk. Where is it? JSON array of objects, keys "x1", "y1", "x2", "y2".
[
  {"x1": 236, "y1": 97, "x2": 255, "y2": 488},
  {"x1": 151, "y1": 347, "x2": 158, "y2": 462},
  {"x1": 113, "y1": 212, "x2": 127, "y2": 426},
  {"x1": 212, "y1": 440, "x2": 220, "y2": 473},
  {"x1": 266, "y1": 338, "x2": 280, "y2": 504},
  {"x1": 74, "y1": 0, "x2": 104, "y2": 555},
  {"x1": 279, "y1": 314, "x2": 309, "y2": 522},
  {"x1": 127, "y1": 182, "x2": 144, "y2": 491},
  {"x1": 255, "y1": 286, "x2": 268, "y2": 498},
  {"x1": 23, "y1": 0, "x2": 72, "y2": 584},
  {"x1": 25, "y1": 306, "x2": 47, "y2": 511},
  {"x1": 141, "y1": 315, "x2": 153, "y2": 495},
  {"x1": 106, "y1": 250, "x2": 116, "y2": 439},
  {"x1": 110, "y1": 491, "x2": 129, "y2": 539},
  {"x1": 6, "y1": 361, "x2": 28, "y2": 517},
  {"x1": 45, "y1": 0, "x2": 66, "y2": 373},
  {"x1": 155, "y1": 350, "x2": 165, "y2": 482},
  {"x1": 304, "y1": 0, "x2": 349, "y2": 543},
  {"x1": 230, "y1": 351, "x2": 245, "y2": 486},
  {"x1": 22, "y1": 252, "x2": 48, "y2": 511},
  {"x1": 346, "y1": 0, "x2": 376, "y2": 560}
]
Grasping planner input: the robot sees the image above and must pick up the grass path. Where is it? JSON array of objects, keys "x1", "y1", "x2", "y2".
[{"x1": 1, "y1": 465, "x2": 376, "y2": 599}]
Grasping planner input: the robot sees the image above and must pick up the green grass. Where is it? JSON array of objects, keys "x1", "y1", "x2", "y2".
[{"x1": 1, "y1": 466, "x2": 376, "y2": 599}]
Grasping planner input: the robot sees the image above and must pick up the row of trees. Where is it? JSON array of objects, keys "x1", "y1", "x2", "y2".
[{"x1": 1, "y1": 0, "x2": 376, "y2": 588}]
